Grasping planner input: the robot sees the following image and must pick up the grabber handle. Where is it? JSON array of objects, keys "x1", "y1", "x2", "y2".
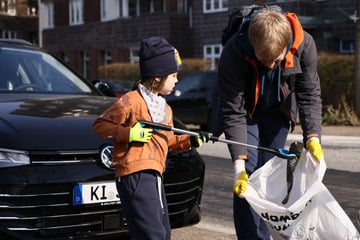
[
  {"x1": 140, "y1": 121, "x2": 172, "y2": 131},
  {"x1": 140, "y1": 121, "x2": 297, "y2": 160},
  {"x1": 140, "y1": 121, "x2": 199, "y2": 136}
]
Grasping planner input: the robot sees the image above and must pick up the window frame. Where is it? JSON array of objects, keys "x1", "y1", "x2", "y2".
[
  {"x1": 69, "y1": 0, "x2": 84, "y2": 26},
  {"x1": 130, "y1": 47, "x2": 139, "y2": 63},
  {"x1": 119, "y1": 0, "x2": 140, "y2": 17},
  {"x1": 42, "y1": 1, "x2": 54, "y2": 29},
  {"x1": 1, "y1": 29, "x2": 17, "y2": 39},
  {"x1": 203, "y1": 44, "x2": 222, "y2": 70},
  {"x1": 177, "y1": 0, "x2": 188, "y2": 14},
  {"x1": 82, "y1": 52, "x2": 90, "y2": 79},
  {"x1": 203, "y1": 0, "x2": 228, "y2": 14},
  {"x1": 103, "y1": 50, "x2": 112, "y2": 65},
  {"x1": 100, "y1": 0, "x2": 120, "y2": 22},
  {"x1": 340, "y1": 39, "x2": 355, "y2": 53},
  {"x1": 0, "y1": 0, "x2": 16, "y2": 15}
]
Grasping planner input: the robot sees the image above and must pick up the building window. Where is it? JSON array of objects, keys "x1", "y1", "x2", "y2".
[
  {"x1": 1, "y1": 29, "x2": 16, "y2": 39},
  {"x1": 42, "y1": 1, "x2": 54, "y2": 29},
  {"x1": 340, "y1": 40, "x2": 354, "y2": 53},
  {"x1": 203, "y1": 0, "x2": 228, "y2": 13},
  {"x1": 103, "y1": 50, "x2": 112, "y2": 65},
  {"x1": 101, "y1": 0, "x2": 120, "y2": 21},
  {"x1": 27, "y1": 0, "x2": 38, "y2": 16},
  {"x1": 61, "y1": 53, "x2": 70, "y2": 65},
  {"x1": 130, "y1": 47, "x2": 139, "y2": 63},
  {"x1": 69, "y1": 0, "x2": 83, "y2": 25},
  {"x1": 28, "y1": 31, "x2": 37, "y2": 44},
  {"x1": 177, "y1": 0, "x2": 187, "y2": 14},
  {"x1": 128, "y1": 0, "x2": 139, "y2": 16},
  {"x1": 149, "y1": 0, "x2": 154, "y2": 13},
  {"x1": 0, "y1": 0, "x2": 16, "y2": 15},
  {"x1": 82, "y1": 52, "x2": 90, "y2": 79},
  {"x1": 203, "y1": 44, "x2": 222, "y2": 70},
  {"x1": 120, "y1": 0, "x2": 139, "y2": 17}
]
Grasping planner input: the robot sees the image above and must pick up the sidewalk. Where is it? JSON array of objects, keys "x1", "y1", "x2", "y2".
[
  {"x1": 292, "y1": 125, "x2": 360, "y2": 136},
  {"x1": 289, "y1": 125, "x2": 360, "y2": 172},
  {"x1": 193, "y1": 124, "x2": 360, "y2": 172}
]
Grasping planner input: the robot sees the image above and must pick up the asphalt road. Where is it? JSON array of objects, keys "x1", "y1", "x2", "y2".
[{"x1": 171, "y1": 126, "x2": 360, "y2": 239}]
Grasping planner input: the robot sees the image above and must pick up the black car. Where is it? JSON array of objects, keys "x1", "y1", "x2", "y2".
[
  {"x1": 165, "y1": 71, "x2": 218, "y2": 130},
  {"x1": 0, "y1": 39, "x2": 205, "y2": 240}
]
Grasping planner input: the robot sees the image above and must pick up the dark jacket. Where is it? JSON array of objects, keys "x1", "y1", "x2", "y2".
[{"x1": 217, "y1": 12, "x2": 322, "y2": 161}]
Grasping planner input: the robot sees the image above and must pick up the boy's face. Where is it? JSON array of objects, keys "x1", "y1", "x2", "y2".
[
  {"x1": 157, "y1": 72, "x2": 179, "y2": 95},
  {"x1": 255, "y1": 47, "x2": 287, "y2": 69}
]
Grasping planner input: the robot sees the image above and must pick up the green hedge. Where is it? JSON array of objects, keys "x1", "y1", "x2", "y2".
[
  {"x1": 97, "y1": 62, "x2": 140, "y2": 81},
  {"x1": 97, "y1": 58, "x2": 211, "y2": 81},
  {"x1": 318, "y1": 52, "x2": 354, "y2": 107},
  {"x1": 318, "y1": 52, "x2": 359, "y2": 125}
]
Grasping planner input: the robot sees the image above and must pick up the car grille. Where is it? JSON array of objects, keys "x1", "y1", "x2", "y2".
[
  {"x1": 0, "y1": 183, "x2": 128, "y2": 239},
  {"x1": 164, "y1": 150, "x2": 205, "y2": 228},
  {"x1": 0, "y1": 159, "x2": 204, "y2": 239},
  {"x1": 165, "y1": 176, "x2": 204, "y2": 226}
]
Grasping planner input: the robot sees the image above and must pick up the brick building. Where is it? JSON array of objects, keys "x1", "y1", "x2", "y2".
[
  {"x1": 0, "y1": 0, "x2": 38, "y2": 43},
  {"x1": 38, "y1": 0, "x2": 356, "y2": 80}
]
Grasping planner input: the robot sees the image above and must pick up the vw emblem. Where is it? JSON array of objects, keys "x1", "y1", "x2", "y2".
[{"x1": 100, "y1": 145, "x2": 114, "y2": 170}]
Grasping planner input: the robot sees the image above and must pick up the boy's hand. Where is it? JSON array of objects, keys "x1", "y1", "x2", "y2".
[
  {"x1": 129, "y1": 122, "x2": 153, "y2": 143},
  {"x1": 190, "y1": 131, "x2": 210, "y2": 148}
]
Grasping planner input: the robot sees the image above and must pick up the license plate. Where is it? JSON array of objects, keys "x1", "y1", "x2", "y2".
[{"x1": 73, "y1": 181, "x2": 120, "y2": 205}]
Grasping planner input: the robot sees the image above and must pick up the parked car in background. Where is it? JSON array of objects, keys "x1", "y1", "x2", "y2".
[
  {"x1": 92, "y1": 79, "x2": 136, "y2": 98},
  {"x1": 0, "y1": 39, "x2": 205, "y2": 240},
  {"x1": 165, "y1": 71, "x2": 218, "y2": 130}
]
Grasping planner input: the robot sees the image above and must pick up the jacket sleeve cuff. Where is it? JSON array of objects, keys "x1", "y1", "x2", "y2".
[
  {"x1": 237, "y1": 155, "x2": 248, "y2": 160},
  {"x1": 306, "y1": 133, "x2": 320, "y2": 144},
  {"x1": 114, "y1": 126, "x2": 131, "y2": 143}
]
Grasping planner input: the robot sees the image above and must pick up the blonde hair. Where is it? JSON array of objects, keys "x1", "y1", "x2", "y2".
[{"x1": 248, "y1": 10, "x2": 291, "y2": 61}]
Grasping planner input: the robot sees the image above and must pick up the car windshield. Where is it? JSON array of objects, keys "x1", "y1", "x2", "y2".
[{"x1": 0, "y1": 46, "x2": 93, "y2": 94}]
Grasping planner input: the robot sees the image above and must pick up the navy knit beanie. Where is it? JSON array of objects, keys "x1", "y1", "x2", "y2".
[{"x1": 139, "y1": 37, "x2": 182, "y2": 79}]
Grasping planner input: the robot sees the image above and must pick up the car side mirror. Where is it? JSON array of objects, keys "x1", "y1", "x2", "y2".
[{"x1": 92, "y1": 80, "x2": 116, "y2": 97}]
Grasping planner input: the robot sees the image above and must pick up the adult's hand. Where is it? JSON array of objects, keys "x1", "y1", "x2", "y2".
[
  {"x1": 233, "y1": 159, "x2": 248, "y2": 196},
  {"x1": 306, "y1": 137, "x2": 324, "y2": 162}
]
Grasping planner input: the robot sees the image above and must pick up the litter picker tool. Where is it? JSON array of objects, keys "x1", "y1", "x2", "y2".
[{"x1": 140, "y1": 121, "x2": 297, "y2": 160}]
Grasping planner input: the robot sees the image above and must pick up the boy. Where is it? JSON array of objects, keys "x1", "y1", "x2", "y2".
[{"x1": 93, "y1": 36, "x2": 208, "y2": 240}]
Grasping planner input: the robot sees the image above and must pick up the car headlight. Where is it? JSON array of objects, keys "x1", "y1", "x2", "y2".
[{"x1": 0, "y1": 148, "x2": 30, "y2": 168}]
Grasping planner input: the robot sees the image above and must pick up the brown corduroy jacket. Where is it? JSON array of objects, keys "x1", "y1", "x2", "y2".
[{"x1": 92, "y1": 89, "x2": 192, "y2": 177}]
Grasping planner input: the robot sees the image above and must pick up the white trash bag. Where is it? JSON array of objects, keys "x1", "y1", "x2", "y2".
[{"x1": 242, "y1": 150, "x2": 360, "y2": 240}]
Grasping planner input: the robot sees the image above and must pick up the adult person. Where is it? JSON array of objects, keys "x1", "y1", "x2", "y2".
[
  {"x1": 93, "y1": 36, "x2": 208, "y2": 240},
  {"x1": 217, "y1": 9, "x2": 324, "y2": 240}
]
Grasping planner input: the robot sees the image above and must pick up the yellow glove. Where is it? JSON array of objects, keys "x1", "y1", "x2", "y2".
[
  {"x1": 233, "y1": 159, "x2": 248, "y2": 196},
  {"x1": 233, "y1": 171, "x2": 249, "y2": 196},
  {"x1": 129, "y1": 122, "x2": 153, "y2": 143},
  {"x1": 306, "y1": 137, "x2": 324, "y2": 162}
]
